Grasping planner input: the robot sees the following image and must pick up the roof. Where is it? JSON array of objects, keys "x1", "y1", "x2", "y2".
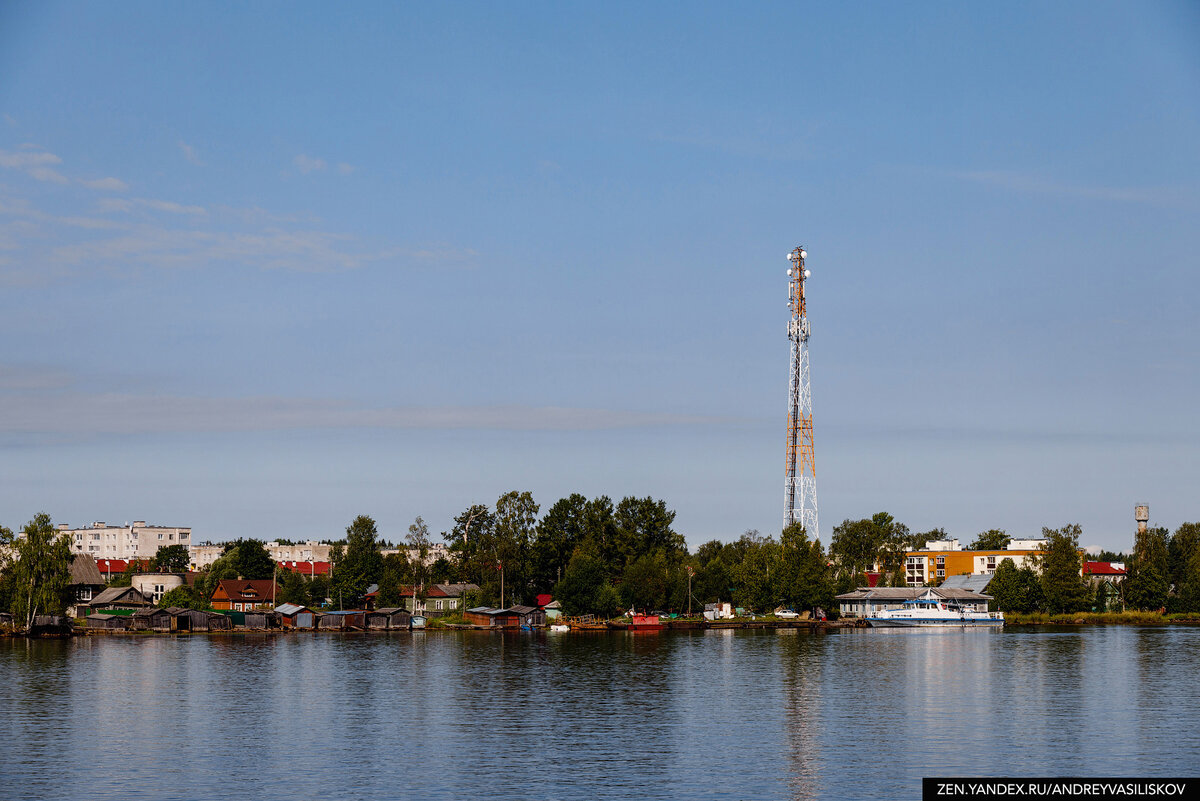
[
  {"x1": 277, "y1": 560, "x2": 331, "y2": 575},
  {"x1": 507, "y1": 605, "x2": 536, "y2": 614},
  {"x1": 69, "y1": 554, "x2": 104, "y2": 586},
  {"x1": 213, "y1": 579, "x2": 280, "y2": 602},
  {"x1": 1084, "y1": 561, "x2": 1127, "y2": 576},
  {"x1": 371, "y1": 607, "x2": 409, "y2": 615},
  {"x1": 87, "y1": 613, "x2": 118, "y2": 620},
  {"x1": 536, "y1": 594, "x2": 553, "y2": 607},
  {"x1": 939, "y1": 574, "x2": 995, "y2": 594},
  {"x1": 89, "y1": 586, "x2": 149, "y2": 606},
  {"x1": 274, "y1": 603, "x2": 310, "y2": 615},
  {"x1": 93, "y1": 558, "x2": 153, "y2": 573},
  {"x1": 836, "y1": 587, "x2": 992, "y2": 602}
]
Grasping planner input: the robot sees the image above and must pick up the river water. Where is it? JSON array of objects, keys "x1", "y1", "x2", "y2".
[{"x1": 3, "y1": 626, "x2": 1198, "y2": 801}]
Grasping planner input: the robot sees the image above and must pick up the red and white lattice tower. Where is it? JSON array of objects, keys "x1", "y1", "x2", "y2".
[{"x1": 784, "y1": 245, "x2": 818, "y2": 536}]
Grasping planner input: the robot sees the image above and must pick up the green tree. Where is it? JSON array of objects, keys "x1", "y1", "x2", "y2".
[
  {"x1": 554, "y1": 549, "x2": 622, "y2": 617},
  {"x1": 108, "y1": 559, "x2": 139, "y2": 587},
  {"x1": 444, "y1": 503, "x2": 495, "y2": 588},
  {"x1": 531, "y1": 493, "x2": 589, "y2": 593},
  {"x1": 376, "y1": 552, "x2": 409, "y2": 608},
  {"x1": 989, "y1": 558, "x2": 1041, "y2": 613},
  {"x1": 0, "y1": 524, "x2": 14, "y2": 614},
  {"x1": 830, "y1": 512, "x2": 909, "y2": 578},
  {"x1": 614, "y1": 496, "x2": 685, "y2": 567},
  {"x1": 333, "y1": 515, "x2": 383, "y2": 608},
  {"x1": 621, "y1": 551, "x2": 672, "y2": 612},
  {"x1": 157, "y1": 585, "x2": 210, "y2": 610},
  {"x1": 1040, "y1": 524, "x2": 1090, "y2": 614},
  {"x1": 197, "y1": 539, "x2": 275, "y2": 600},
  {"x1": 731, "y1": 530, "x2": 779, "y2": 612},
  {"x1": 277, "y1": 569, "x2": 310, "y2": 606},
  {"x1": 152, "y1": 544, "x2": 190, "y2": 573},
  {"x1": 1167, "y1": 522, "x2": 1200, "y2": 591},
  {"x1": 970, "y1": 529, "x2": 1011, "y2": 551},
  {"x1": 11, "y1": 513, "x2": 73, "y2": 628},
  {"x1": 1125, "y1": 565, "x2": 1168, "y2": 611},
  {"x1": 405, "y1": 515, "x2": 431, "y2": 610},
  {"x1": 492, "y1": 491, "x2": 539, "y2": 606}
]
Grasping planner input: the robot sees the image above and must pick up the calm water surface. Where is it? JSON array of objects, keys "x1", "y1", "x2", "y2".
[{"x1": 3, "y1": 626, "x2": 1198, "y2": 800}]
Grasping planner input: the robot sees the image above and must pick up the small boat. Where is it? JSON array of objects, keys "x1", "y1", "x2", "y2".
[
  {"x1": 549, "y1": 624, "x2": 570, "y2": 633},
  {"x1": 867, "y1": 590, "x2": 1003, "y2": 628},
  {"x1": 629, "y1": 614, "x2": 663, "y2": 632}
]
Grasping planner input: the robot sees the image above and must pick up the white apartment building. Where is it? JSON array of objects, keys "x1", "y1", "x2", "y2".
[
  {"x1": 189, "y1": 540, "x2": 451, "y2": 570},
  {"x1": 61, "y1": 521, "x2": 191, "y2": 560}
]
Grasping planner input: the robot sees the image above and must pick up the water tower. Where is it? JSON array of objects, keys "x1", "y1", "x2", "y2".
[{"x1": 1135, "y1": 503, "x2": 1149, "y2": 535}]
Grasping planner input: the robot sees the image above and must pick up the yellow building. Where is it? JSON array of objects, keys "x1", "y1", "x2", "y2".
[{"x1": 904, "y1": 538, "x2": 1049, "y2": 586}]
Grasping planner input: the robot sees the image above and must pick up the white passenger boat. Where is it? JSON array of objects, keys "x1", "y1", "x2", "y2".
[{"x1": 867, "y1": 590, "x2": 1004, "y2": 627}]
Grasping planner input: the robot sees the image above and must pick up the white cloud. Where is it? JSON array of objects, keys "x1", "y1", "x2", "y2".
[
  {"x1": 951, "y1": 169, "x2": 1190, "y2": 206},
  {"x1": 178, "y1": 141, "x2": 202, "y2": 165},
  {"x1": 0, "y1": 150, "x2": 61, "y2": 169},
  {"x1": 79, "y1": 177, "x2": 129, "y2": 191},
  {"x1": 294, "y1": 154, "x2": 326, "y2": 174},
  {"x1": 0, "y1": 148, "x2": 69, "y2": 183},
  {"x1": 0, "y1": 391, "x2": 725, "y2": 436}
]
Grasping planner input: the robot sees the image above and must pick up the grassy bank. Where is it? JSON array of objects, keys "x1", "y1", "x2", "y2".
[{"x1": 1005, "y1": 611, "x2": 1200, "y2": 625}]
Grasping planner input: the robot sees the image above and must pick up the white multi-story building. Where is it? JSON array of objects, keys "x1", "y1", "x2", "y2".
[
  {"x1": 189, "y1": 539, "x2": 451, "y2": 570},
  {"x1": 61, "y1": 521, "x2": 191, "y2": 560}
]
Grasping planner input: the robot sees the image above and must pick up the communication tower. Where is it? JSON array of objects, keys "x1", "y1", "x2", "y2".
[{"x1": 784, "y1": 245, "x2": 818, "y2": 536}]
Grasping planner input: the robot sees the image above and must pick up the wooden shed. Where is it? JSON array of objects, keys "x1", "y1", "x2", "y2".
[
  {"x1": 366, "y1": 607, "x2": 411, "y2": 630},
  {"x1": 132, "y1": 608, "x2": 173, "y2": 631},
  {"x1": 244, "y1": 610, "x2": 278, "y2": 630},
  {"x1": 274, "y1": 603, "x2": 316, "y2": 629},
  {"x1": 506, "y1": 605, "x2": 546, "y2": 629},
  {"x1": 182, "y1": 609, "x2": 232, "y2": 632},
  {"x1": 318, "y1": 610, "x2": 366, "y2": 630},
  {"x1": 86, "y1": 613, "x2": 130, "y2": 631}
]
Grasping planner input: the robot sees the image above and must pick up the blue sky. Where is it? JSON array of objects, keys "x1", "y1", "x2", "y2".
[{"x1": 1, "y1": 1, "x2": 1197, "y2": 551}]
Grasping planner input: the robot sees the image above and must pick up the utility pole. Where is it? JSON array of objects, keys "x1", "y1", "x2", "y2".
[{"x1": 784, "y1": 245, "x2": 819, "y2": 538}]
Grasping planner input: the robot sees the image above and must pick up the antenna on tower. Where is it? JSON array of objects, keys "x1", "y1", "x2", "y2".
[{"x1": 784, "y1": 245, "x2": 818, "y2": 537}]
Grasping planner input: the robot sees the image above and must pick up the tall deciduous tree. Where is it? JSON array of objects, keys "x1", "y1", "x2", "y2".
[
  {"x1": 334, "y1": 515, "x2": 383, "y2": 608},
  {"x1": 493, "y1": 491, "x2": 539, "y2": 607},
  {"x1": 531, "y1": 493, "x2": 588, "y2": 592},
  {"x1": 971, "y1": 529, "x2": 1011, "y2": 551},
  {"x1": 152, "y1": 544, "x2": 190, "y2": 573},
  {"x1": 1040, "y1": 524, "x2": 1090, "y2": 614},
  {"x1": 11, "y1": 513, "x2": 73, "y2": 628}
]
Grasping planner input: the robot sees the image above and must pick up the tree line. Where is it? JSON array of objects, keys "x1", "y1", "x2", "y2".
[{"x1": 4, "y1": 503, "x2": 1199, "y2": 622}]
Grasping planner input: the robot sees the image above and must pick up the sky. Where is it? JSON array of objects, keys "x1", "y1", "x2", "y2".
[{"x1": 1, "y1": 1, "x2": 1197, "y2": 552}]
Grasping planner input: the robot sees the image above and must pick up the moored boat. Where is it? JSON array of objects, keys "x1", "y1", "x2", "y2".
[
  {"x1": 629, "y1": 614, "x2": 663, "y2": 631},
  {"x1": 867, "y1": 590, "x2": 1003, "y2": 628}
]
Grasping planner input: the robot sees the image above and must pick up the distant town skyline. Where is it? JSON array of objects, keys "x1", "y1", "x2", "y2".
[{"x1": 2, "y1": 2, "x2": 1197, "y2": 551}]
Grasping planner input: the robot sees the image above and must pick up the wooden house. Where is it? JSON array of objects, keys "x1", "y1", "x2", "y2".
[
  {"x1": 182, "y1": 609, "x2": 232, "y2": 632},
  {"x1": 210, "y1": 579, "x2": 280, "y2": 611},
  {"x1": 87, "y1": 586, "x2": 150, "y2": 613},
  {"x1": 67, "y1": 555, "x2": 106, "y2": 617},
  {"x1": 86, "y1": 613, "x2": 130, "y2": 631},
  {"x1": 366, "y1": 607, "x2": 411, "y2": 630}
]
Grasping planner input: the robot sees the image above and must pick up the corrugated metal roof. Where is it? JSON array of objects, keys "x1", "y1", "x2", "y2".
[{"x1": 940, "y1": 574, "x2": 994, "y2": 594}]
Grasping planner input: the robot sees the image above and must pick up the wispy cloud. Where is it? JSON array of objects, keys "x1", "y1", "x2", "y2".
[
  {"x1": 0, "y1": 389, "x2": 724, "y2": 438},
  {"x1": 292, "y1": 154, "x2": 355, "y2": 176},
  {"x1": 178, "y1": 141, "x2": 202, "y2": 165},
  {"x1": 294, "y1": 154, "x2": 326, "y2": 174},
  {"x1": 0, "y1": 147, "x2": 69, "y2": 183},
  {"x1": 951, "y1": 169, "x2": 1191, "y2": 207},
  {"x1": 79, "y1": 177, "x2": 129, "y2": 191},
  {"x1": 0, "y1": 143, "x2": 469, "y2": 283}
]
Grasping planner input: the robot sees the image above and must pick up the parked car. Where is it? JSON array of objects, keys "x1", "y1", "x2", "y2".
[{"x1": 775, "y1": 609, "x2": 799, "y2": 619}]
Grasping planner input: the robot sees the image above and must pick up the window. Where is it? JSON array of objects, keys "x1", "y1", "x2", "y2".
[
  {"x1": 937, "y1": 569, "x2": 945, "y2": 577},
  {"x1": 158, "y1": 533, "x2": 164, "y2": 540},
  {"x1": 435, "y1": 600, "x2": 444, "y2": 611}
]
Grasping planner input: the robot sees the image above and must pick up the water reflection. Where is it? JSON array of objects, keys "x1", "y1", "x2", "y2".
[{"x1": 2, "y1": 627, "x2": 1199, "y2": 801}]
